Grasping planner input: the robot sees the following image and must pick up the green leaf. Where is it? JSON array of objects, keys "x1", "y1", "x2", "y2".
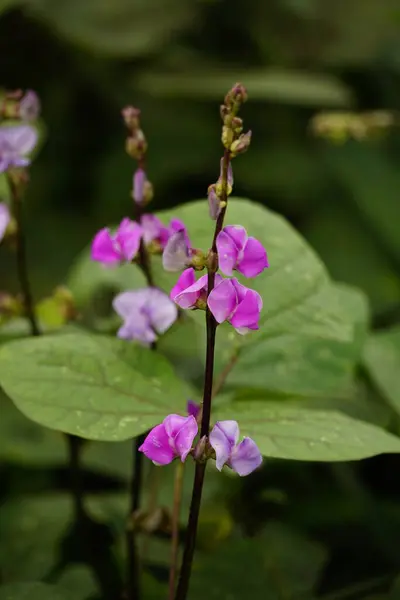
[
  {"x1": 214, "y1": 398, "x2": 400, "y2": 461},
  {"x1": 136, "y1": 69, "x2": 353, "y2": 107},
  {"x1": 189, "y1": 522, "x2": 327, "y2": 600},
  {"x1": 0, "y1": 332, "x2": 190, "y2": 440},
  {"x1": 0, "y1": 583, "x2": 74, "y2": 600},
  {"x1": 363, "y1": 326, "x2": 400, "y2": 416}
]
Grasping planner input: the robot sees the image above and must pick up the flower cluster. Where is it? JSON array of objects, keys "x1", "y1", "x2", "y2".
[{"x1": 139, "y1": 402, "x2": 262, "y2": 476}]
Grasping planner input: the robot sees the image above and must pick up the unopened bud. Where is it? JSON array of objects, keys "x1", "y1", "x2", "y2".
[
  {"x1": 222, "y1": 125, "x2": 234, "y2": 149},
  {"x1": 122, "y1": 106, "x2": 141, "y2": 130},
  {"x1": 125, "y1": 132, "x2": 147, "y2": 160},
  {"x1": 224, "y1": 83, "x2": 248, "y2": 109},
  {"x1": 190, "y1": 248, "x2": 206, "y2": 271},
  {"x1": 231, "y1": 116, "x2": 243, "y2": 135},
  {"x1": 208, "y1": 184, "x2": 220, "y2": 220},
  {"x1": 194, "y1": 435, "x2": 208, "y2": 462},
  {"x1": 230, "y1": 130, "x2": 252, "y2": 156},
  {"x1": 19, "y1": 90, "x2": 40, "y2": 122}
]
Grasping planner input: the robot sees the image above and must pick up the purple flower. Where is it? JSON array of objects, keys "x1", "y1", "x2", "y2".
[
  {"x1": 187, "y1": 400, "x2": 200, "y2": 419},
  {"x1": 139, "y1": 414, "x2": 198, "y2": 465},
  {"x1": 141, "y1": 214, "x2": 170, "y2": 248},
  {"x1": 0, "y1": 125, "x2": 38, "y2": 172},
  {"x1": 209, "y1": 420, "x2": 262, "y2": 476},
  {"x1": 162, "y1": 230, "x2": 191, "y2": 272},
  {"x1": 170, "y1": 268, "x2": 222, "y2": 310},
  {"x1": 91, "y1": 218, "x2": 142, "y2": 265},
  {"x1": 133, "y1": 168, "x2": 146, "y2": 204},
  {"x1": 19, "y1": 90, "x2": 40, "y2": 122},
  {"x1": 0, "y1": 203, "x2": 10, "y2": 242},
  {"x1": 207, "y1": 277, "x2": 262, "y2": 334},
  {"x1": 113, "y1": 287, "x2": 177, "y2": 345},
  {"x1": 216, "y1": 225, "x2": 268, "y2": 278}
]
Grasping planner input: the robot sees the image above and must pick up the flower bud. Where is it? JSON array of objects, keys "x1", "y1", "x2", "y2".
[
  {"x1": 224, "y1": 83, "x2": 248, "y2": 110},
  {"x1": 122, "y1": 106, "x2": 141, "y2": 130},
  {"x1": 125, "y1": 131, "x2": 147, "y2": 160},
  {"x1": 221, "y1": 126, "x2": 234, "y2": 149},
  {"x1": 230, "y1": 130, "x2": 252, "y2": 157},
  {"x1": 19, "y1": 91, "x2": 40, "y2": 122}
]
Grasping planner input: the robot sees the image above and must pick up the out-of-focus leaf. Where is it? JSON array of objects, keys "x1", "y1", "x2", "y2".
[
  {"x1": 189, "y1": 522, "x2": 327, "y2": 600},
  {"x1": 363, "y1": 326, "x2": 400, "y2": 415},
  {"x1": 0, "y1": 332, "x2": 191, "y2": 440},
  {"x1": 214, "y1": 398, "x2": 400, "y2": 461},
  {"x1": 54, "y1": 567, "x2": 97, "y2": 600},
  {"x1": 0, "y1": 582, "x2": 74, "y2": 600},
  {"x1": 136, "y1": 69, "x2": 353, "y2": 107},
  {"x1": 26, "y1": 0, "x2": 195, "y2": 57}
]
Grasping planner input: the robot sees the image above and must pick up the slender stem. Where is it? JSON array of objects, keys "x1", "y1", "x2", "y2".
[
  {"x1": 7, "y1": 174, "x2": 39, "y2": 337},
  {"x1": 175, "y1": 149, "x2": 231, "y2": 600},
  {"x1": 168, "y1": 461, "x2": 185, "y2": 600},
  {"x1": 67, "y1": 434, "x2": 84, "y2": 519}
]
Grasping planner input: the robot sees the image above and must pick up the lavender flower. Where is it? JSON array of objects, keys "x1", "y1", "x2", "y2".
[
  {"x1": 0, "y1": 124, "x2": 38, "y2": 172},
  {"x1": 162, "y1": 230, "x2": 191, "y2": 272},
  {"x1": 0, "y1": 203, "x2": 10, "y2": 242},
  {"x1": 209, "y1": 420, "x2": 262, "y2": 476},
  {"x1": 216, "y1": 225, "x2": 268, "y2": 278},
  {"x1": 139, "y1": 414, "x2": 198, "y2": 465},
  {"x1": 91, "y1": 218, "x2": 142, "y2": 266},
  {"x1": 19, "y1": 90, "x2": 40, "y2": 122},
  {"x1": 207, "y1": 277, "x2": 262, "y2": 334},
  {"x1": 133, "y1": 168, "x2": 146, "y2": 204},
  {"x1": 113, "y1": 287, "x2": 177, "y2": 345}
]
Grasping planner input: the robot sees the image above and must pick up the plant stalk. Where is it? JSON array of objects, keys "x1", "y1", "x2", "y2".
[{"x1": 174, "y1": 149, "x2": 231, "y2": 600}]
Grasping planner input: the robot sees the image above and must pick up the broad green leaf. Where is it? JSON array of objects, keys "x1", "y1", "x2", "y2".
[
  {"x1": 214, "y1": 399, "x2": 400, "y2": 461},
  {"x1": 0, "y1": 583, "x2": 74, "y2": 600},
  {"x1": 136, "y1": 69, "x2": 353, "y2": 107},
  {"x1": 189, "y1": 522, "x2": 327, "y2": 600},
  {"x1": 363, "y1": 326, "x2": 400, "y2": 416},
  {"x1": 54, "y1": 567, "x2": 97, "y2": 600},
  {"x1": 0, "y1": 332, "x2": 190, "y2": 441}
]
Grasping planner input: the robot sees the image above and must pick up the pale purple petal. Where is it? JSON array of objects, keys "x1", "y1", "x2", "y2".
[
  {"x1": 91, "y1": 228, "x2": 120, "y2": 264},
  {"x1": 208, "y1": 185, "x2": 219, "y2": 220},
  {"x1": 116, "y1": 218, "x2": 142, "y2": 261},
  {"x1": 207, "y1": 278, "x2": 237, "y2": 324},
  {"x1": 133, "y1": 168, "x2": 146, "y2": 204},
  {"x1": 227, "y1": 162, "x2": 233, "y2": 188},
  {"x1": 166, "y1": 414, "x2": 198, "y2": 462},
  {"x1": 216, "y1": 230, "x2": 239, "y2": 276},
  {"x1": 139, "y1": 423, "x2": 175, "y2": 465},
  {"x1": 229, "y1": 283, "x2": 262, "y2": 333},
  {"x1": 141, "y1": 214, "x2": 169, "y2": 246},
  {"x1": 187, "y1": 400, "x2": 200, "y2": 419},
  {"x1": 19, "y1": 91, "x2": 40, "y2": 122},
  {"x1": 112, "y1": 290, "x2": 148, "y2": 319},
  {"x1": 117, "y1": 319, "x2": 156, "y2": 345},
  {"x1": 209, "y1": 420, "x2": 239, "y2": 471},
  {"x1": 230, "y1": 437, "x2": 262, "y2": 476},
  {"x1": 1, "y1": 125, "x2": 38, "y2": 155},
  {"x1": 172, "y1": 270, "x2": 208, "y2": 309},
  {"x1": 237, "y1": 236, "x2": 268, "y2": 278},
  {"x1": 170, "y1": 268, "x2": 195, "y2": 302},
  {"x1": 145, "y1": 288, "x2": 177, "y2": 334},
  {"x1": 162, "y1": 230, "x2": 190, "y2": 272},
  {"x1": 0, "y1": 203, "x2": 10, "y2": 241},
  {"x1": 223, "y1": 225, "x2": 247, "y2": 252}
]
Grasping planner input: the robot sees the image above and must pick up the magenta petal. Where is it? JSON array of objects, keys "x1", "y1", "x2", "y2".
[
  {"x1": 139, "y1": 423, "x2": 175, "y2": 465},
  {"x1": 223, "y1": 225, "x2": 247, "y2": 252},
  {"x1": 229, "y1": 284, "x2": 262, "y2": 333},
  {"x1": 237, "y1": 237, "x2": 268, "y2": 278},
  {"x1": 209, "y1": 420, "x2": 239, "y2": 471},
  {"x1": 216, "y1": 230, "x2": 238, "y2": 277},
  {"x1": 173, "y1": 273, "x2": 208, "y2": 309},
  {"x1": 167, "y1": 415, "x2": 198, "y2": 462},
  {"x1": 207, "y1": 279, "x2": 237, "y2": 324},
  {"x1": 91, "y1": 228, "x2": 120, "y2": 264},
  {"x1": 117, "y1": 219, "x2": 142, "y2": 261},
  {"x1": 141, "y1": 214, "x2": 169, "y2": 246},
  {"x1": 170, "y1": 268, "x2": 196, "y2": 302},
  {"x1": 230, "y1": 437, "x2": 262, "y2": 476},
  {"x1": 0, "y1": 203, "x2": 10, "y2": 241},
  {"x1": 187, "y1": 400, "x2": 200, "y2": 419}
]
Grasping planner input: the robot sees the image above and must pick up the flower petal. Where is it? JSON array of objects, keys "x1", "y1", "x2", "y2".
[
  {"x1": 208, "y1": 185, "x2": 219, "y2": 220},
  {"x1": 237, "y1": 236, "x2": 268, "y2": 278},
  {"x1": 223, "y1": 225, "x2": 247, "y2": 252},
  {"x1": 139, "y1": 423, "x2": 175, "y2": 465},
  {"x1": 187, "y1": 400, "x2": 200, "y2": 419},
  {"x1": 146, "y1": 288, "x2": 178, "y2": 334},
  {"x1": 229, "y1": 282, "x2": 262, "y2": 333},
  {"x1": 216, "y1": 230, "x2": 238, "y2": 277},
  {"x1": 0, "y1": 203, "x2": 10, "y2": 241},
  {"x1": 207, "y1": 278, "x2": 237, "y2": 324},
  {"x1": 133, "y1": 168, "x2": 146, "y2": 204},
  {"x1": 117, "y1": 218, "x2": 142, "y2": 262},
  {"x1": 91, "y1": 228, "x2": 120, "y2": 264},
  {"x1": 141, "y1": 214, "x2": 169, "y2": 246},
  {"x1": 173, "y1": 272, "x2": 208, "y2": 309},
  {"x1": 162, "y1": 230, "x2": 190, "y2": 272},
  {"x1": 170, "y1": 268, "x2": 196, "y2": 302},
  {"x1": 171, "y1": 415, "x2": 198, "y2": 462},
  {"x1": 0, "y1": 124, "x2": 38, "y2": 154},
  {"x1": 230, "y1": 437, "x2": 262, "y2": 476},
  {"x1": 209, "y1": 420, "x2": 239, "y2": 471}
]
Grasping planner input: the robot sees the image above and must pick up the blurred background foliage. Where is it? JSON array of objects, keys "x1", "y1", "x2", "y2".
[{"x1": 1, "y1": 0, "x2": 400, "y2": 598}]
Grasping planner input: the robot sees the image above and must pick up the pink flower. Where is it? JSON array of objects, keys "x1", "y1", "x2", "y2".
[
  {"x1": 0, "y1": 124, "x2": 38, "y2": 172},
  {"x1": 133, "y1": 168, "x2": 146, "y2": 205},
  {"x1": 139, "y1": 414, "x2": 198, "y2": 465},
  {"x1": 141, "y1": 214, "x2": 170, "y2": 248},
  {"x1": 0, "y1": 203, "x2": 10, "y2": 242},
  {"x1": 216, "y1": 225, "x2": 268, "y2": 278},
  {"x1": 209, "y1": 420, "x2": 262, "y2": 476},
  {"x1": 91, "y1": 218, "x2": 142, "y2": 265},
  {"x1": 207, "y1": 277, "x2": 262, "y2": 334},
  {"x1": 170, "y1": 268, "x2": 222, "y2": 310},
  {"x1": 113, "y1": 287, "x2": 177, "y2": 345}
]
